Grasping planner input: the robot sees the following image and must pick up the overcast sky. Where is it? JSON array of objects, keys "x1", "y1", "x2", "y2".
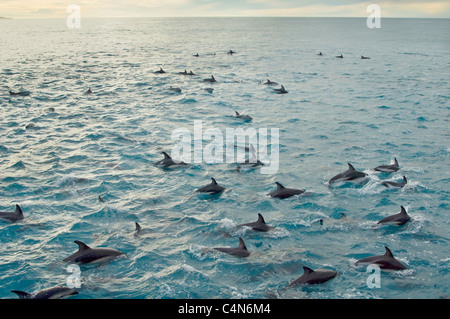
[{"x1": 1, "y1": 0, "x2": 449, "y2": 19}]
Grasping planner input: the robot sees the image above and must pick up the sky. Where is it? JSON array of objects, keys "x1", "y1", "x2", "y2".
[{"x1": 1, "y1": 0, "x2": 449, "y2": 19}]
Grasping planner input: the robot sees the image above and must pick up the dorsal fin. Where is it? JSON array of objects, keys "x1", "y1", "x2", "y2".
[
  {"x1": 384, "y1": 246, "x2": 394, "y2": 257},
  {"x1": 74, "y1": 240, "x2": 91, "y2": 251},
  {"x1": 162, "y1": 152, "x2": 171, "y2": 159},
  {"x1": 235, "y1": 111, "x2": 239, "y2": 116},
  {"x1": 393, "y1": 158, "x2": 398, "y2": 166},
  {"x1": 257, "y1": 213, "x2": 266, "y2": 224},
  {"x1": 303, "y1": 266, "x2": 314, "y2": 275},
  {"x1": 15, "y1": 205, "x2": 23, "y2": 219},
  {"x1": 400, "y1": 206, "x2": 407, "y2": 215},
  {"x1": 347, "y1": 163, "x2": 355, "y2": 170},
  {"x1": 402, "y1": 176, "x2": 407, "y2": 184},
  {"x1": 211, "y1": 177, "x2": 217, "y2": 185},
  {"x1": 275, "y1": 182, "x2": 285, "y2": 189},
  {"x1": 11, "y1": 291, "x2": 31, "y2": 299},
  {"x1": 135, "y1": 222, "x2": 142, "y2": 231},
  {"x1": 238, "y1": 237, "x2": 247, "y2": 250}
]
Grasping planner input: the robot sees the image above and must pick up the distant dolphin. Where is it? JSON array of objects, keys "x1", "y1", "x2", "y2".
[
  {"x1": 377, "y1": 206, "x2": 411, "y2": 226},
  {"x1": 361, "y1": 55, "x2": 371, "y2": 59},
  {"x1": 234, "y1": 111, "x2": 252, "y2": 121},
  {"x1": 214, "y1": 237, "x2": 250, "y2": 257},
  {"x1": 288, "y1": 266, "x2": 337, "y2": 287},
  {"x1": 381, "y1": 175, "x2": 407, "y2": 188},
  {"x1": 169, "y1": 86, "x2": 182, "y2": 93},
  {"x1": 373, "y1": 158, "x2": 400, "y2": 172},
  {"x1": 9, "y1": 90, "x2": 30, "y2": 96},
  {"x1": 193, "y1": 53, "x2": 199, "y2": 57},
  {"x1": 273, "y1": 85, "x2": 288, "y2": 94},
  {"x1": 236, "y1": 158, "x2": 264, "y2": 172},
  {"x1": 0, "y1": 204, "x2": 24, "y2": 222},
  {"x1": 238, "y1": 213, "x2": 272, "y2": 232},
  {"x1": 203, "y1": 75, "x2": 216, "y2": 83},
  {"x1": 85, "y1": 87, "x2": 92, "y2": 95},
  {"x1": 11, "y1": 286, "x2": 78, "y2": 299},
  {"x1": 328, "y1": 163, "x2": 368, "y2": 186},
  {"x1": 336, "y1": 54, "x2": 343, "y2": 58},
  {"x1": 268, "y1": 182, "x2": 305, "y2": 199},
  {"x1": 179, "y1": 70, "x2": 188, "y2": 75},
  {"x1": 264, "y1": 79, "x2": 278, "y2": 85},
  {"x1": 63, "y1": 240, "x2": 125, "y2": 264},
  {"x1": 134, "y1": 222, "x2": 152, "y2": 237},
  {"x1": 317, "y1": 52, "x2": 323, "y2": 56},
  {"x1": 195, "y1": 177, "x2": 225, "y2": 194},
  {"x1": 355, "y1": 246, "x2": 408, "y2": 270},
  {"x1": 154, "y1": 152, "x2": 188, "y2": 168},
  {"x1": 155, "y1": 67, "x2": 166, "y2": 74},
  {"x1": 227, "y1": 50, "x2": 236, "y2": 55}
]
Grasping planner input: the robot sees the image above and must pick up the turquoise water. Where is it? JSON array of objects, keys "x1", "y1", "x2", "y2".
[{"x1": 0, "y1": 17, "x2": 449, "y2": 299}]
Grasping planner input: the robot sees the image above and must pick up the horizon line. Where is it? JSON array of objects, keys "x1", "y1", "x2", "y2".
[{"x1": 2, "y1": 16, "x2": 450, "y2": 20}]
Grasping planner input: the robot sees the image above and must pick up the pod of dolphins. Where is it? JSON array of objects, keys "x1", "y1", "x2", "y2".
[{"x1": 2, "y1": 49, "x2": 417, "y2": 299}]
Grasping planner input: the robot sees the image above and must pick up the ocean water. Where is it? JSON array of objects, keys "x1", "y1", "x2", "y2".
[{"x1": 0, "y1": 17, "x2": 449, "y2": 299}]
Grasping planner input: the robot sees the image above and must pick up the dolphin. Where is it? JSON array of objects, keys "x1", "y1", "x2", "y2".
[
  {"x1": 317, "y1": 52, "x2": 323, "y2": 56},
  {"x1": 214, "y1": 237, "x2": 250, "y2": 257},
  {"x1": 328, "y1": 163, "x2": 368, "y2": 186},
  {"x1": 9, "y1": 90, "x2": 30, "y2": 96},
  {"x1": 0, "y1": 204, "x2": 24, "y2": 222},
  {"x1": 373, "y1": 158, "x2": 400, "y2": 173},
  {"x1": 227, "y1": 50, "x2": 236, "y2": 55},
  {"x1": 288, "y1": 266, "x2": 337, "y2": 287},
  {"x1": 238, "y1": 213, "x2": 272, "y2": 232},
  {"x1": 234, "y1": 111, "x2": 252, "y2": 121},
  {"x1": 11, "y1": 286, "x2": 78, "y2": 299},
  {"x1": 134, "y1": 222, "x2": 152, "y2": 237},
  {"x1": 236, "y1": 158, "x2": 264, "y2": 172},
  {"x1": 63, "y1": 240, "x2": 125, "y2": 264},
  {"x1": 381, "y1": 175, "x2": 407, "y2": 188},
  {"x1": 268, "y1": 182, "x2": 305, "y2": 199},
  {"x1": 264, "y1": 79, "x2": 278, "y2": 85},
  {"x1": 195, "y1": 177, "x2": 225, "y2": 194},
  {"x1": 169, "y1": 86, "x2": 182, "y2": 93},
  {"x1": 377, "y1": 206, "x2": 411, "y2": 226},
  {"x1": 203, "y1": 75, "x2": 216, "y2": 83},
  {"x1": 273, "y1": 85, "x2": 288, "y2": 94},
  {"x1": 179, "y1": 69, "x2": 188, "y2": 75},
  {"x1": 188, "y1": 70, "x2": 195, "y2": 75},
  {"x1": 25, "y1": 123, "x2": 36, "y2": 129},
  {"x1": 193, "y1": 53, "x2": 199, "y2": 57},
  {"x1": 361, "y1": 55, "x2": 371, "y2": 59},
  {"x1": 154, "y1": 152, "x2": 188, "y2": 168},
  {"x1": 155, "y1": 67, "x2": 166, "y2": 74},
  {"x1": 85, "y1": 87, "x2": 92, "y2": 95},
  {"x1": 336, "y1": 54, "x2": 343, "y2": 58},
  {"x1": 355, "y1": 246, "x2": 408, "y2": 270}
]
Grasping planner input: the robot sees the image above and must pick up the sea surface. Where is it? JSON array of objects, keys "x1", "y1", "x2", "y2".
[{"x1": 0, "y1": 17, "x2": 449, "y2": 299}]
